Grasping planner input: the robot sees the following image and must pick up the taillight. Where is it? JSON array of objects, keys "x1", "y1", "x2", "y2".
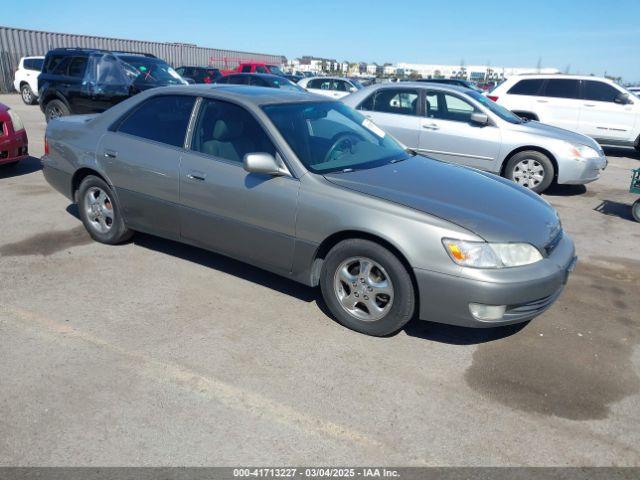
[
  {"x1": 487, "y1": 95, "x2": 499, "y2": 102},
  {"x1": 44, "y1": 137, "x2": 49, "y2": 155}
]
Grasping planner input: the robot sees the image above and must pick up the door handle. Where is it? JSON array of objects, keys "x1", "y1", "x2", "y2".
[
  {"x1": 422, "y1": 123, "x2": 440, "y2": 130},
  {"x1": 186, "y1": 172, "x2": 207, "y2": 181},
  {"x1": 584, "y1": 104, "x2": 596, "y2": 107},
  {"x1": 536, "y1": 99, "x2": 548, "y2": 103},
  {"x1": 103, "y1": 150, "x2": 118, "y2": 158}
]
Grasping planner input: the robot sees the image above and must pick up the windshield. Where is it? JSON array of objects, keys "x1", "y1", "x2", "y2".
[
  {"x1": 267, "y1": 65, "x2": 286, "y2": 76},
  {"x1": 263, "y1": 101, "x2": 411, "y2": 174},
  {"x1": 117, "y1": 56, "x2": 187, "y2": 86},
  {"x1": 467, "y1": 90, "x2": 523, "y2": 124}
]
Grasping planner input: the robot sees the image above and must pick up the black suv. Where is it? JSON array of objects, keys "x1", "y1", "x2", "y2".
[
  {"x1": 175, "y1": 66, "x2": 221, "y2": 84},
  {"x1": 38, "y1": 48, "x2": 188, "y2": 122}
]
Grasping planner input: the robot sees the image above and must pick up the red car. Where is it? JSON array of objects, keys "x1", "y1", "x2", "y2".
[{"x1": 0, "y1": 103, "x2": 28, "y2": 167}]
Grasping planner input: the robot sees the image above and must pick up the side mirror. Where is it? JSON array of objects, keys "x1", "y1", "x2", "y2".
[
  {"x1": 470, "y1": 112, "x2": 489, "y2": 125},
  {"x1": 243, "y1": 153, "x2": 288, "y2": 176},
  {"x1": 184, "y1": 77, "x2": 196, "y2": 85},
  {"x1": 349, "y1": 86, "x2": 358, "y2": 93},
  {"x1": 614, "y1": 92, "x2": 630, "y2": 105}
]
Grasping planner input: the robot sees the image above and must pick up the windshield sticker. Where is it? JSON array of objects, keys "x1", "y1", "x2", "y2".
[{"x1": 362, "y1": 118, "x2": 386, "y2": 138}]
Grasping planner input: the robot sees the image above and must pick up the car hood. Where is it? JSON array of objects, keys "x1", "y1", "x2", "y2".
[
  {"x1": 323, "y1": 157, "x2": 561, "y2": 249},
  {"x1": 507, "y1": 120, "x2": 602, "y2": 150}
]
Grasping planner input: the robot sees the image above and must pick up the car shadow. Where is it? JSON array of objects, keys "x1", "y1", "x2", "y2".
[
  {"x1": 403, "y1": 318, "x2": 528, "y2": 345},
  {"x1": 0, "y1": 156, "x2": 41, "y2": 178},
  {"x1": 543, "y1": 183, "x2": 587, "y2": 197},
  {"x1": 63, "y1": 203, "x2": 533, "y2": 345},
  {"x1": 594, "y1": 200, "x2": 636, "y2": 222},
  {"x1": 603, "y1": 146, "x2": 639, "y2": 160}
]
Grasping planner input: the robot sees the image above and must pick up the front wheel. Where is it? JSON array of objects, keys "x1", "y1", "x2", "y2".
[
  {"x1": 632, "y1": 199, "x2": 640, "y2": 223},
  {"x1": 504, "y1": 150, "x2": 554, "y2": 194},
  {"x1": 77, "y1": 175, "x2": 133, "y2": 244},
  {"x1": 320, "y1": 239, "x2": 416, "y2": 336}
]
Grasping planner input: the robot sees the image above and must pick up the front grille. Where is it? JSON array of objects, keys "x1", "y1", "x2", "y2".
[{"x1": 544, "y1": 229, "x2": 563, "y2": 256}]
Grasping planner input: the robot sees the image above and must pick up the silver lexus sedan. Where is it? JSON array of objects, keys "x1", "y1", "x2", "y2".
[
  {"x1": 342, "y1": 82, "x2": 608, "y2": 193},
  {"x1": 42, "y1": 85, "x2": 577, "y2": 336}
]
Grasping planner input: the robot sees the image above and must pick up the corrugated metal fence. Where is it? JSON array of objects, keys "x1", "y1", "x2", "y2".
[{"x1": 0, "y1": 26, "x2": 286, "y2": 93}]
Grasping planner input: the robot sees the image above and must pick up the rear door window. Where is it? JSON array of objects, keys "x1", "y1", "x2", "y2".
[
  {"x1": 582, "y1": 81, "x2": 621, "y2": 102},
  {"x1": 507, "y1": 79, "x2": 544, "y2": 95},
  {"x1": 542, "y1": 79, "x2": 581, "y2": 99},
  {"x1": 67, "y1": 57, "x2": 88, "y2": 78},
  {"x1": 361, "y1": 89, "x2": 419, "y2": 116},
  {"x1": 117, "y1": 95, "x2": 196, "y2": 148}
]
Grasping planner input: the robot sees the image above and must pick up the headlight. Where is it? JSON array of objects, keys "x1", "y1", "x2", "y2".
[
  {"x1": 442, "y1": 238, "x2": 543, "y2": 268},
  {"x1": 565, "y1": 142, "x2": 601, "y2": 161}
]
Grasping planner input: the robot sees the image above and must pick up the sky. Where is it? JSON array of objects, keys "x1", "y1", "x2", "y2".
[{"x1": 3, "y1": 0, "x2": 640, "y2": 82}]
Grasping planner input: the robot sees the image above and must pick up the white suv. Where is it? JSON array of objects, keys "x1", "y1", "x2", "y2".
[
  {"x1": 13, "y1": 56, "x2": 44, "y2": 105},
  {"x1": 489, "y1": 75, "x2": 640, "y2": 151}
]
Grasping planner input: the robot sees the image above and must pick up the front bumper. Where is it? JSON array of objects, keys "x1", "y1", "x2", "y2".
[
  {"x1": 557, "y1": 154, "x2": 607, "y2": 185},
  {"x1": 414, "y1": 234, "x2": 576, "y2": 328}
]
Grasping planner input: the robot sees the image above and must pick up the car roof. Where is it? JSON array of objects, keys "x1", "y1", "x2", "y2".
[
  {"x1": 368, "y1": 81, "x2": 472, "y2": 93},
  {"x1": 506, "y1": 73, "x2": 614, "y2": 82},
  {"x1": 225, "y1": 73, "x2": 285, "y2": 80},
  {"x1": 45, "y1": 47, "x2": 156, "y2": 58},
  {"x1": 303, "y1": 76, "x2": 350, "y2": 81},
  {"x1": 150, "y1": 84, "x2": 329, "y2": 106}
]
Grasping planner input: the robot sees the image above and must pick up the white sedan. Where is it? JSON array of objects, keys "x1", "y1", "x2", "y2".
[{"x1": 298, "y1": 76, "x2": 363, "y2": 99}]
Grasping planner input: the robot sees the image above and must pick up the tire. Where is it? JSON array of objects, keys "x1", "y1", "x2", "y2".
[
  {"x1": 504, "y1": 150, "x2": 554, "y2": 194},
  {"x1": 1, "y1": 161, "x2": 19, "y2": 168},
  {"x1": 77, "y1": 175, "x2": 133, "y2": 244},
  {"x1": 44, "y1": 99, "x2": 70, "y2": 123},
  {"x1": 20, "y1": 83, "x2": 37, "y2": 105},
  {"x1": 632, "y1": 200, "x2": 640, "y2": 223},
  {"x1": 320, "y1": 239, "x2": 415, "y2": 336}
]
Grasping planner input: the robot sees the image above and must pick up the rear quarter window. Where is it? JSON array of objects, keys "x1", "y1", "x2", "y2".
[{"x1": 507, "y1": 79, "x2": 544, "y2": 95}]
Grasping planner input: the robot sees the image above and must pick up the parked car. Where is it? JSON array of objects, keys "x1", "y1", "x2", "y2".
[
  {"x1": 215, "y1": 73, "x2": 305, "y2": 92},
  {"x1": 13, "y1": 56, "x2": 44, "y2": 105},
  {"x1": 342, "y1": 83, "x2": 607, "y2": 193},
  {"x1": 417, "y1": 78, "x2": 483, "y2": 92},
  {"x1": 41, "y1": 85, "x2": 576, "y2": 336},
  {"x1": 298, "y1": 76, "x2": 363, "y2": 99},
  {"x1": 628, "y1": 87, "x2": 640, "y2": 97},
  {"x1": 221, "y1": 62, "x2": 287, "y2": 77},
  {"x1": 488, "y1": 74, "x2": 640, "y2": 152},
  {"x1": 0, "y1": 103, "x2": 28, "y2": 167},
  {"x1": 38, "y1": 48, "x2": 188, "y2": 122},
  {"x1": 175, "y1": 66, "x2": 221, "y2": 84}
]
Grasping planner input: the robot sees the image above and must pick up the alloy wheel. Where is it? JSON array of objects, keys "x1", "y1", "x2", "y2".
[
  {"x1": 333, "y1": 256, "x2": 394, "y2": 322},
  {"x1": 21, "y1": 87, "x2": 32, "y2": 104},
  {"x1": 84, "y1": 187, "x2": 114, "y2": 234}
]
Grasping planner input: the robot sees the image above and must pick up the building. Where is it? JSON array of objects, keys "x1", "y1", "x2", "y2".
[{"x1": 394, "y1": 63, "x2": 560, "y2": 81}]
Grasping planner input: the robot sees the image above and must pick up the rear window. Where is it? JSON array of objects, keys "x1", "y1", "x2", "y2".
[
  {"x1": 507, "y1": 79, "x2": 544, "y2": 95},
  {"x1": 24, "y1": 58, "x2": 44, "y2": 71},
  {"x1": 542, "y1": 79, "x2": 580, "y2": 99}
]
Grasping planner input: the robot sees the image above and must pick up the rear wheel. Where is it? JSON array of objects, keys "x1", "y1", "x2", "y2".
[
  {"x1": 44, "y1": 99, "x2": 70, "y2": 122},
  {"x1": 320, "y1": 239, "x2": 415, "y2": 336},
  {"x1": 504, "y1": 150, "x2": 554, "y2": 194},
  {"x1": 20, "y1": 84, "x2": 37, "y2": 105},
  {"x1": 632, "y1": 199, "x2": 640, "y2": 223},
  {"x1": 77, "y1": 175, "x2": 133, "y2": 244}
]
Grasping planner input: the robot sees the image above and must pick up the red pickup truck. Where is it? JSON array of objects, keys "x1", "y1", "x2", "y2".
[{"x1": 221, "y1": 62, "x2": 286, "y2": 77}]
